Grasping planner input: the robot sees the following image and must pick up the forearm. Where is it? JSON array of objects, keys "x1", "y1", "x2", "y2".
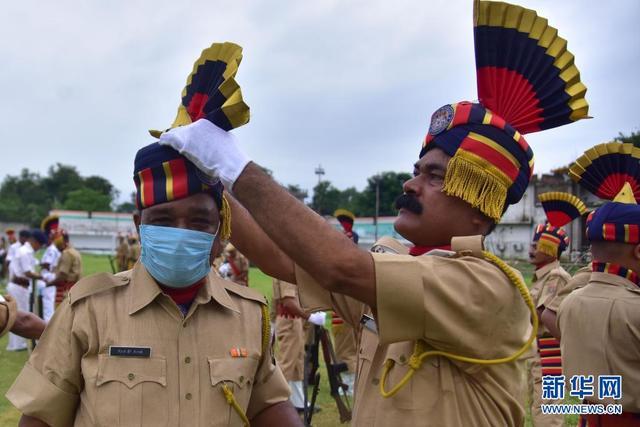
[
  {"x1": 12, "y1": 311, "x2": 46, "y2": 339},
  {"x1": 234, "y1": 163, "x2": 376, "y2": 308},
  {"x1": 541, "y1": 309, "x2": 561, "y2": 340},
  {"x1": 251, "y1": 401, "x2": 303, "y2": 427},
  {"x1": 227, "y1": 194, "x2": 296, "y2": 282},
  {"x1": 19, "y1": 415, "x2": 50, "y2": 427}
]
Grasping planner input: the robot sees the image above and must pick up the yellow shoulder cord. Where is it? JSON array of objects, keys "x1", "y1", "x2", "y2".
[
  {"x1": 218, "y1": 305, "x2": 269, "y2": 426},
  {"x1": 380, "y1": 251, "x2": 538, "y2": 398},
  {"x1": 221, "y1": 383, "x2": 250, "y2": 427}
]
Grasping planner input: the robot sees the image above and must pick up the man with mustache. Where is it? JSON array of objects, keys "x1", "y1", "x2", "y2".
[{"x1": 158, "y1": 2, "x2": 590, "y2": 425}]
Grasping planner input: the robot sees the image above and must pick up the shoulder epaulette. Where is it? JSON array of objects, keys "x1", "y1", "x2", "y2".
[
  {"x1": 223, "y1": 280, "x2": 267, "y2": 305},
  {"x1": 69, "y1": 271, "x2": 131, "y2": 305}
]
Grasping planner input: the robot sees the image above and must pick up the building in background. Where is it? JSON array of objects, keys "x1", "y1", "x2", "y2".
[{"x1": 49, "y1": 210, "x2": 135, "y2": 254}]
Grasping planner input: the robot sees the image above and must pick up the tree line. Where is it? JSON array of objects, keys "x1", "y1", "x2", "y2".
[{"x1": 1, "y1": 130, "x2": 637, "y2": 227}]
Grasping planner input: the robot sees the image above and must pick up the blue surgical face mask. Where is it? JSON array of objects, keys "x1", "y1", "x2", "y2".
[{"x1": 139, "y1": 224, "x2": 215, "y2": 288}]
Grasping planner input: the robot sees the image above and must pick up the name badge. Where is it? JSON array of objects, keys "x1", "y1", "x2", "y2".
[
  {"x1": 360, "y1": 314, "x2": 378, "y2": 335},
  {"x1": 109, "y1": 346, "x2": 151, "y2": 358}
]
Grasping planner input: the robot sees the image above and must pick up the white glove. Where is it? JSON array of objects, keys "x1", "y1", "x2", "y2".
[
  {"x1": 159, "y1": 119, "x2": 251, "y2": 191},
  {"x1": 308, "y1": 311, "x2": 327, "y2": 326}
]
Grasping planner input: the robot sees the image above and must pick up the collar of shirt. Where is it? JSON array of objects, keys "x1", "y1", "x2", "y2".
[
  {"x1": 591, "y1": 261, "x2": 640, "y2": 288},
  {"x1": 409, "y1": 244, "x2": 452, "y2": 256},
  {"x1": 533, "y1": 259, "x2": 560, "y2": 281},
  {"x1": 127, "y1": 262, "x2": 240, "y2": 315}
]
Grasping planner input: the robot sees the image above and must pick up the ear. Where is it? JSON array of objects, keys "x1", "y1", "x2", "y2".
[{"x1": 633, "y1": 243, "x2": 640, "y2": 261}]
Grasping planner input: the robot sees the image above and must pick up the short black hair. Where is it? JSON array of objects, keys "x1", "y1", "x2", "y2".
[{"x1": 18, "y1": 230, "x2": 31, "y2": 239}]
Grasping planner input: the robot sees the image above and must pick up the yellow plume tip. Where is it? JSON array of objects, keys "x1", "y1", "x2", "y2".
[{"x1": 614, "y1": 182, "x2": 637, "y2": 204}]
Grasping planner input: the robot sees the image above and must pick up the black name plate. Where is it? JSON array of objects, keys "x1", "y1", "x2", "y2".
[{"x1": 109, "y1": 346, "x2": 151, "y2": 358}]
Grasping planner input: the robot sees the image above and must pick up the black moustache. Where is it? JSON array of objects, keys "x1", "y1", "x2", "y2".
[{"x1": 395, "y1": 194, "x2": 423, "y2": 215}]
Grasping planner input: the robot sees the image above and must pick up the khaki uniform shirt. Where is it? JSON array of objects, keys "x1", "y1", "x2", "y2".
[
  {"x1": 56, "y1": 245, "x2": 83, "y2": 283},
  {"x1": 297, "y1": 236, "x2": 532, "y2": 427},
  {"x1": 6, "y1": 263, "x2": 289, "y2": 427},
  {"x1": 545, "y1": 265, "x2": 591, "y2": 314},
  {"x1": 558, "y1": 272, "x2": 640, "y2": 412},
  {"x1": 0, "y1": 294, "x2": 18, "y2": 338},
  {"x1": 529, "y1": 261, "x2": 571, "y2": 337}
]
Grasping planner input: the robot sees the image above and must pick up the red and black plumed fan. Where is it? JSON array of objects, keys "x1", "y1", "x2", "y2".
[
  {"x1": 474, "y1": 0, "x2": 589, "y2": 134},
  {"x1": 538, "y1": 192, "x2": 587, "y2": 228},
  {"x1": 569, "y1": 142, "x2": 640, "y2": 203},
  {"x1": 150, "y1": 42, "x2": 249, "y2": 137}
]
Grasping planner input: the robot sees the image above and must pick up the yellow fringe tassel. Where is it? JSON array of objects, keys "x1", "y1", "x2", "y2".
[
  {"x1": 220, "y1": 195, "x2": 232, "y2": 241},
  {"x1": 536, "y1": 239, "x2": 559, "y2": 258},
  {"x1": 442, "y1": 155, "x2": 508, "y2": 223}
]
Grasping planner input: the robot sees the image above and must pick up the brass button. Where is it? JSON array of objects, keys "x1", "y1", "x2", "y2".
[
  {"x1": 399, "y1": 355, "x2": 407, "y2": 363},
  {"x1": 184, "y1": 356, "x2": 191, "y2": 364},
  {"x1": 128, "y1": 373, "x2": 135, "y2": 381},
  {"x1": 372, "y1": 378, "x2": 380, "y2": 385},
  {"x1": 185, "y1": 393, "x2": 192, "y2": 400}
]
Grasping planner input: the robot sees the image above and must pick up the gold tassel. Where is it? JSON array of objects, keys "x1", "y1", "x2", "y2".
[
  {"x1": 442, "y1": 154, "x2": 508, "y2": 222},
  {"x1": 537, "y1": 239, "x2": 559, "y2": 258},
  {"x1": 220, "y1": 195, "x2": 232, "y2": 241}
]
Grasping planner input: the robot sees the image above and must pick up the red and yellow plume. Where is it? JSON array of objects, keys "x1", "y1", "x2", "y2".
[{"x1": 538, "y1": 192, "x2": 586, "y2": 227}]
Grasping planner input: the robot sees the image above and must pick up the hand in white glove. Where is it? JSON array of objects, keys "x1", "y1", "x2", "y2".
[
  {"x1": 159, "y1": 119, "x2": 251, "y2": 191},
  {"x1": 307, "y1": 311, "x2": 327, "y2": 326}
]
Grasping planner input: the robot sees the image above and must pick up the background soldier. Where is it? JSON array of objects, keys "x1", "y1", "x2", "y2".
[
  {"x1": 559, "y1": 142, "x2": 640, "y2": 426},
  {"x1": 332, "y1": 209, "x2": 360, "y2": 394},
  {"x1": 38, "y1": 215, "x2": 61, "y2": 322},
  {"x1": 126, "y1": 233, "x2": 140, "y2": 269},
  {"x1": 45, "y1": 230, "x2": 83, "y2": 305},
  {"x1": 6, "y1": 230, "x2": 47, "y2": 351},
  {"x1": 115, "y1": 234, "x2": 129, "y2": 272},
  {"x1": 226, "y1": 243, "x2": 249, "y2": 286},
  {"x1": 527, "y1": 191, "x2": 586, "y2": 427},
  {"x1": 273, "y1": 279, "x2": 307, "y2": 410}
]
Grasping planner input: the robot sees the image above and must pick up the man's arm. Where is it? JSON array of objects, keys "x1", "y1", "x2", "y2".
[
  {"x1": 226, "y1": 194, "x2": 296, "y2": 283},
  {"x1": 12, "y1": 311, "x2": 47, "y2": 340},
  {"x1": 234, "y1": 163, "x2": 376, "y2": 308},
  {"x1": 19, "y1": 415, "x2": 50, "y2": 427},
  {"x1": 251, "y1": 401, "x2": 303, "y2": 427},
  {"x1": 541, "y1": 308, "x2": 561, "y2": 339}
]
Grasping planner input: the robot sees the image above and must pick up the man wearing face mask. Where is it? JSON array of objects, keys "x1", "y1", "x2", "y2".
[{"x1": 7, "y1": 42, "x2": 300, "y2": 427}]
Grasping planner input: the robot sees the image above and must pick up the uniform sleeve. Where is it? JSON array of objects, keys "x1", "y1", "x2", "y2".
[
  {"x1": 295, "y1": 264, "x2": 366, "y2": 328},
  {"x1": 373, "y1": 253, "x2": 531, "y2": 357},
  {"x1": 246, "y1": 328, "x2": 290, "y2": 419},
  {"x1": 537, "y1": 272, "x2": 568, "y2": 310},
  {"x1": 5, "y1": 298, "x2": 87, "y2": 427},
  {"x1": 279, "y1": 281, "x2": 298, "y2": 299},
  {"x1": 0, "y1": 295, "x2": 18, "y2": 338}
]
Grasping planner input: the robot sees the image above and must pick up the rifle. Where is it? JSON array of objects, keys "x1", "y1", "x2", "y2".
[{"x1": 304, "y1": 325, "x2": 352, "y2": 425}]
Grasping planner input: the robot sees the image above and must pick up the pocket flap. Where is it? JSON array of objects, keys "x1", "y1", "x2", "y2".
[
  {"x1": 97, "y1": 354, "x2": 167, "y2": 389},
  {"x1": 208, "y1": 357, "x2": 259, "y2": 389}
]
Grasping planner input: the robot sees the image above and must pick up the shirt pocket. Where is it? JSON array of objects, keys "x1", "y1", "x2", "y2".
[
  {"x1": 94, "y1": 354, "x2": 168, "y2": 427},
  {"x1": 208, "y1": 357, "x2": 259, "y2": 426}
]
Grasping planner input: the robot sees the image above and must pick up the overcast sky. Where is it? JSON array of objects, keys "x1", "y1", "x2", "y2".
[{"x1": 1, "y1": 0, "x2": 638, "y2": 202}]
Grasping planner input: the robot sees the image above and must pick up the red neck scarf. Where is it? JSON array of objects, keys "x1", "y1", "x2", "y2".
[
  {"x1": 409, "y1": 244, "x2": 452, "y2": 256},
  {"x1": 159, "y1": 279, "x2": 206, "y2": 305}
]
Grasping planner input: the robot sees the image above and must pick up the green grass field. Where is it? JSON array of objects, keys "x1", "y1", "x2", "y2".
[{"x1": 0, "y1": 255, "x2": 581, "y2": 426}]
